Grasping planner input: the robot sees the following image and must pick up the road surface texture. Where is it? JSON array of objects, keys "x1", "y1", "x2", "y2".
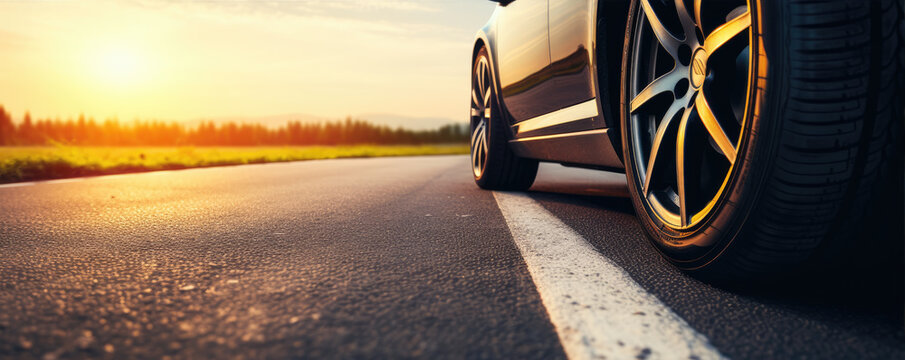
[{"x1": 0, "y1": 156, "x2": 902, "y2": 359}]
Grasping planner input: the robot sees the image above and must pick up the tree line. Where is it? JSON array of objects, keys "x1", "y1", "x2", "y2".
[{"x1": 0, "y1": 106, "x2": 469, "y2": 146}]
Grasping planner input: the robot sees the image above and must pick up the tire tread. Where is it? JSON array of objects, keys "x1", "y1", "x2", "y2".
[{"x1": 729, "y1": 0, "x2": 904, "y2": 277}]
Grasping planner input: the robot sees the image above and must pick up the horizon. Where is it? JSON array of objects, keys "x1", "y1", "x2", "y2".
[
  {"x1": 0, "y1": 106, "x2": 465, "y2": 131},
  {"x1": 0, "y1": 0, "x2": 496, "y2": 126}
]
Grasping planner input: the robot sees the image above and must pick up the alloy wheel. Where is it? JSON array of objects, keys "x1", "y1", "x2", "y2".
[
  {"x1": 470, "y1": 56, "x2": 492, "y2": 178},
  {"x1": 628, "y1": 0, "x2": 753, "y2": 230}
]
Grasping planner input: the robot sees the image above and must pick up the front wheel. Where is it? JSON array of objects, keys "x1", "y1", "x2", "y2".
[
  {"x1": 470, "y1": 47, "x2": 538, "y2": 191},
  {"x1": 620, "y1": 0, "x2": 904, "y2": 280}
]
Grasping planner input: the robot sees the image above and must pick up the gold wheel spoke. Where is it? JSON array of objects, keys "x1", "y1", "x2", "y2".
[
  {"x1": 703, "y1": 11, "x2": 750, "y2": 53},
  {"x1": 695, "y1": 93, "x2": 737, "y2": 163}
]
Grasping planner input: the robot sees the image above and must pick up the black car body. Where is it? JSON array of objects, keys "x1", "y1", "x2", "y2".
[{"x1": 472, "y1": 0, "x2": 629, "y2": 171}]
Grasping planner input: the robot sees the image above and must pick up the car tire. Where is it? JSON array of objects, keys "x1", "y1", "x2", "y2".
[
  {"x1": 471, "y1": 47, "x2": 539, "y2": 191},
  {"x1": 620, "y1": 0, "x2": 904, "y2": 280}
]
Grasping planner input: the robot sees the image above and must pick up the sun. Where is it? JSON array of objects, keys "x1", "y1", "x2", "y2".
[{"x1": 93, "y1": 47, "x2": 146, "y2": 88}]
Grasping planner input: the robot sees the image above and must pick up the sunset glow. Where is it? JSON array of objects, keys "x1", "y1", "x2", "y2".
[{"x1": 0, "y1": 0, "x2": 495, "y2": 124}]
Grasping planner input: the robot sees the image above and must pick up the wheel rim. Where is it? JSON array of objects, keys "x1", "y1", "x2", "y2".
[
  {"x1": 629, "y1": 0, "x2": 753, "y2": 231},
  {"x1": 470, "y1": 56, "x2": 492, "y2": 178}
]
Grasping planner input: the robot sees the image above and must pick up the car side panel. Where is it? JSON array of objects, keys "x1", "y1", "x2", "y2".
[
  {"x1": 503, "y1": 0, "x2": 626, "y2": 170},
  {"x1": 548, "y1": 0, "x2": 598, "y2": 113},
  {"x1": 496, "y1": 0, "x2": 556, "y2": 124},
  {"x1": 507, "y1": 0, "x2": 602, "y2": 139}
]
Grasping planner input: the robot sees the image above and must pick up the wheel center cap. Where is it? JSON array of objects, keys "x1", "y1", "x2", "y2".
[{"x1": 690, "y1": 49, "x2": 707, "y2": 89}]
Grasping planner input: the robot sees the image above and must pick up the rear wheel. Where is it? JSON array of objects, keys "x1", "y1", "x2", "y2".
[
  {"x1": 621, "y1": 0, "x2": 904, "y2": 280},
  {"x1": 471, "y1": 47, "x2": 538, "y2": 190}
]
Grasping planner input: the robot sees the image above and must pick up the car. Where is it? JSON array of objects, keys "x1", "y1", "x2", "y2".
[{"x1": 469, "y1": 0, "x2": 904, "y2": 280}]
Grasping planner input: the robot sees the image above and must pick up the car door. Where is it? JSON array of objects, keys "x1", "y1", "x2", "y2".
[
  {"x1": 495, "y1": 0, "x2": 553, "y2": 124},
  {"x1": 547, "y1": 0, "x2": 597, "y2": 115}
]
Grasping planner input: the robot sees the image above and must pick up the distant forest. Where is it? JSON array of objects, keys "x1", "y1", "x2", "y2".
[{"x1": 0, "y1": 106, "x2": 469, "y2": 146}]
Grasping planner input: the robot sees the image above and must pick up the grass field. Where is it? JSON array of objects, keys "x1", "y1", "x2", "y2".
[{"x1": 0, "y1": 145, "x2": 469, "y2": 183}]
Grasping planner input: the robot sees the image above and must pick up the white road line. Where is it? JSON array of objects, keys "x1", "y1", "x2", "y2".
[{"x1": 492, "y1": 191, "x2": 724, "y2": 360}]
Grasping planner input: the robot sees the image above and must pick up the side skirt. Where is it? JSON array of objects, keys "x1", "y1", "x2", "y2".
[{"x1": 509, "y1": 129, "x2": 625, "y2": 170}]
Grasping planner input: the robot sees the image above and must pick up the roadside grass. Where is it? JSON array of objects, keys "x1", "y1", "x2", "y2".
[{"x1": 0, "y1": 144, "x2": 469, "y2": 183}]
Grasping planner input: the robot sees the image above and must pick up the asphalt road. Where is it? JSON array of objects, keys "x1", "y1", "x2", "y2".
[{"x1": 0, "y1": 155, "x2": 902, "y2": 359}]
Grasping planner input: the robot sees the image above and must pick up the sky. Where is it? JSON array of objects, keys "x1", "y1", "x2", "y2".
[{"x1": 0, "y1": 0, "x2": 496, "y2": 125}]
